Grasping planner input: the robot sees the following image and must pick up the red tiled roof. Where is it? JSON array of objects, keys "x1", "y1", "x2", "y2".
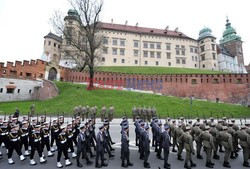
[{"x1": 98, "y1": 22, "x2": 195, "y2": 40}]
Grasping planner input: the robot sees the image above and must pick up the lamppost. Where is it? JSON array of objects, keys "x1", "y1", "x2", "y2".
[{"x1": 190, "y1": 95, "x2": 194, "y2": 117}]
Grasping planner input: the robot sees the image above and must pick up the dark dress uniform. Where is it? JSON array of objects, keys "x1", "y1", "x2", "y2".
[
  {"x1": 134, "y1": 118, "x2": 140, "y2": 146},
  {"x1": 0, "y1": 121, "x2": 10, "y2": 155},
  {"x1": 162, "y1": 125, "x2": 171, "y2": 169},
  {"x1": 20, "y1": 122, "x2": 30, "y2": 156},
  {"x1": 51, "y1": 122, "x2": 60, "y2": 151},
  {"x1": 121, "y1": 125, "x2": 133, "y2": 167},
  {"x1": 66, "y1": 124, "x2": 76, "y2": 158},
  {"x1": 41, "y1": 123, "x2": 53, "y2": 157},
  {"x1": 155, "y1": 122, "x2": 163, "y2": 159},
  {"x1": 143, "y1": 125, "x2": 150, "y2": 168},
  {"x1": 95, "y1": 126, "x2": 107, "y2": 168}
]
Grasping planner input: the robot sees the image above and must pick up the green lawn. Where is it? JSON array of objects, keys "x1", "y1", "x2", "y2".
[
  {"x1": 96, "y1": 66, "x2": 226, "y2": 74},
  {"x1": 0, "y1": 81, "x2": 249, "y2": 118}
]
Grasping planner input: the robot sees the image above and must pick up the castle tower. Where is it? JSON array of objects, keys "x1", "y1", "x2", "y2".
[
  {"x1": 198, "y1": 27, "x2": 218, "y2": 70},
  {"x1": 43, "y1": 32, "x2": 63, "y2": 64},
  {"x1": 219, "y1": 18, "x2": 244, "y2": 66}
]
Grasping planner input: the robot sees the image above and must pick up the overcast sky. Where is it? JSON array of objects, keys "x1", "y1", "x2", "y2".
[{"x1": 0, "y1": 0, "x2": 249, "y2": 65}]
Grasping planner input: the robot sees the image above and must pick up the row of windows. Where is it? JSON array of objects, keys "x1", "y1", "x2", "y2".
[
  {"x1": 200, "y1": 53, "x2": 217, "y2": 61},
  {"x1": 103, "y1": 37, "x2": 126, "y2": 46},
  {"x1": 0, "y1": 88, "x2": 32, "y2": 94},
  {"x1": 3, "y1": 70, "x2": 43, "y2": 78},
  {"x1": 200, "y1": 44, "x2": 216, "y2": 52},
  {"x1": 45, "y1": 40, "x2": 61, "y2": 49},
  {"x1": 143, "y1": 51, "x2": 162, "y2": 58}
]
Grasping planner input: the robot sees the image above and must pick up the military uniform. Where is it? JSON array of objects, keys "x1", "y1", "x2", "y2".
[
  {"x1": 50, "y1": 120, "x2": 60, "y2": 151},
  {"x1": 41, "y1": 122, "x2": 53, "y2": 157},
  {"x1": 170, "y1": 120, "x2": 177, "y2": 152},
  {"x1": 20, "y1": 121, "x2": 30, "y2": 156},
  {"x1": 162, "y1": 125, "x2": 171, "y2": 169},
  {"x1": 143, "y1": 125, "x2": 150, "y2": 168},
  {"x1": 237, "y1": 126, "x2": 250, "y2": 167},
  {"x1": 209, "y1": 123, "x2": 220, "y2": 159},
  {"x1": 227, "y1": 122, "x2": 238, "y2": 159},
  {"x1": 155, "y1": 121, "x2": 163, "y2": 160},
  {"x1": 95, "y1": 125, "x2": 107, "y2": 168},
  {"x1": 191, "y1": 123, "x2": 203, "y2": 159},
  {"x1": 101, "y1": 106, "x2": 107, "y2": 122},
  {"x1": 66, "y1": 123, "x2": 77, "y2": 158},
  {"x1": 175, "y1": 124, "x2": 184, "y2": 161},
  {"x1": 0, "y1": 121, "x2": 10, "y2": 156},
  {"x1": 121, "y1": 125, "x2": 133, "y2": 168}
]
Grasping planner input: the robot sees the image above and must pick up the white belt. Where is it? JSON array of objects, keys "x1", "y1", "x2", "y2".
[
  {"x1": 54, "y1": 129, "x2": 59, "y2": 132},
  {"x1": 21, "y1": 133, "x2": 28, "y2": 137},
  {"x1": 60, "y1": 140, "x2": 66, "y2": 144},
  {"x1": 0, "y1": 133, "x2": 7, "y2": 136},
  {"x1": 11, "y1": 138, "x2": 18, "y2": 142},
  {"x1": 34, "y1": 138, "x2": 41, "y2": 142},
  {"x1": 44, "y1": 135, "x2": 49, "y2": 138},
  {"x1": 68, "y1": 135, "x2": 73, "y2": 138}
]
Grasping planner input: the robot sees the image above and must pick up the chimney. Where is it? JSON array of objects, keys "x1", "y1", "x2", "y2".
[
  {"x1": 165, "y1": 26, "x2": 169, "y2": 31},
  {"x1": 174, "y1": 27, "x2": 179, "y2": 32},
  {"x1": 125, "y1": 20, "x2": 128, "y2": 26},
  {"x1": 136, "y1": 22, "x2": 138, "y2": 27},
  {"x1": 111, "y1": 19, "x2": 113, "y2": 25}
]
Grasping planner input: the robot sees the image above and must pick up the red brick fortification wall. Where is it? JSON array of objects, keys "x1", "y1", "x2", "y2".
[
  {"x1": 61, "y1": 69, "x2": 250, "y2": 105},
  {"x1": 33, "y1": 80, "x2": 59, "y2": 100},
  {"x1": 0, "y1": 59, "x2": 47, "y2": 80}
]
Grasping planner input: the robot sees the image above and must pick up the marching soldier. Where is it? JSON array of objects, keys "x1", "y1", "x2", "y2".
[
  {"x1": 147, "y1": 106, "x2": 152, "y2": 122},
  {"x1": 41, "y1": 122, "x2": 54, "y2": 157},
  {"x1": 103, "y1": 121, "x2": 115, "y2": 158},
  {"x1": 132, "y1": 106, "x2": 137, "y2": 122},
  {"x1": 142, "y1": 106, "x2": 147, "y2": 122},
  {"x1": 150, "y1": 117, "x2": 157, "y2": 147},
  {"x1": 51, "y1": 119, "x2": 60, "y2": 152},
  {"x1": 218, "y1": 126, "x2": 233, "y2": 168},
  {"x1": 66, "y1": 123, "x2": 77, "y2": 158},
  {"x1": 121, "y1": 125, "x2": 133, "y2": 167},
  {"x1": 180, "y1": 126, "x2": 196, "y2": 169},
  {"x1": 191, "y1": 122, "x2": 203, "y2": 159},
  {"x1": 139, "y1": 121, "x2": 145, "y2": 160},
  {"x1": 0, "y1": 120, "x2": 10, "y2": 157},
  {"x1": 89, "y1": 119, "x2": 97, "y2": 150},
  {"x1": 216, "y1": 120, "x2": 224, "y2": 153},
  {"x1": 14, "y1": 108, "x2": 20, "y2": 118},
  {"x1": 76, "y1": 124, "x2": 93, "y2": 167},
  {"x1": 143, "y1": 125, "x2": 150, "y2": 168},
  {"x1": 227, "y1": 122, "x2": 238, "y2": 159},
  {"x1": 101, "y1": 106, "x2": 107, "y2": 122},
  {"x1": 95, "y1": 125, "x2": 108, "y2": 168},
  {"x1": 199, "y1": 125, "x2": 215, "y2": 168},
  {"x1": 155, "y1": 121, "x2": 163, "y2": 160},
  {"x1": 7, "y1": 124, "x2": 26, "y2": 164},
  {"x1": 237, "y1": 125, "x2": 250, "y2": 167},
  {"x1": 209, "y1": 123, "x2": 220, "y2": 160},
  {"x1": 151, "y1": 106, "x2": 157, "y2": 118},
  {"x1": 175, "y1": 123, "x2": 184, "y2": 161},
  {"x1": 86, "y1": 105, "x2": 90, "y2": 119},
  {"x1": 29, "y1": 125, "x2": 47, "y2": 165},
  {"x1": 108, "y1": 105, "x2": 115, "y2": 122},
  {"x1": 162, "y1": 125, "x2": 171, "y2": 169},
  {"x1": 85, "y1": 122, "x2": 96, "y2": 158},
  {"x1": 134, "y1": 116, "x2": 140, "y2": 146},
  {"x1": 20, "y1": 121, "x2": 30, "y2": 156},
  {"x1": 81, "y1": 106, "x2": 86, "y2": 121},
  {"x1": 170, "y1": 120, "x2": 177, "y2": 152},
  {"x1": 30, "y1": 104, "x2": 35, "y2": 117},
  {"x1": 57, "y1": 125, "x2": 72, "y2": 168}
]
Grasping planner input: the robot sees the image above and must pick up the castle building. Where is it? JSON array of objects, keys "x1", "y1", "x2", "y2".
[{"x1": 42, "y1": 10, "x2": 246, "y2": 73}]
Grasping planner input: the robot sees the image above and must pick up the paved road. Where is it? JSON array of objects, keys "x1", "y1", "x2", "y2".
[{"x1": 0, "y1": 118, "x2": 246, "y2": 169}]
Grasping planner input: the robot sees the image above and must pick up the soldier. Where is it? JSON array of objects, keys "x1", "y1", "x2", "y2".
[
  {"x1": 134, "y1": 116, "x2": 140, "y2": 146},
  {"x1": 199, "y1": 125, "x2": 215, "y2": 168},
  {"x1": 41, "y1": 122, "x2": 54, "y2": 157},
  {"x1": 29, "y1": 104, "x2": 35, "y2": 117},
  {"x1": 175, "y1": 123, "x2": 184, "y2": 161},
  {"x1": 86, "y1": 105, "x2": 90, "y2": 119},
  {"x1": 155, "y1": 121, "x2": 163, "y2": 160},
  {"x1": 209, "y1": 123, "x2": 220, "y2": 160},
  {"x1": 57, "y1": 125, "x2": 72, "y2": 168},
  {"x1": 95, "y1": 125, "x2": 108, "y2": 168},
  {"x1": 14, "y1": 108, "x2": 20, "y2": 118},
  {"x1": 103, "y1": 121, "x2": 115, "y2": 158},
  {"x1": 180, "y1": 126, "x2": 196, "y2": 169},
  {"x1": 162, "y1": 125, "x2": 171, "y2": 169},
  {"x1": 108, "y1": 105, "x2": 115, "y2": 122},
  {"x1": 85, "y1": 122, "x2": 96, "y2": 158},
  {"x1": 207, "y1": 117, "x2": 214, "y2": 127},
  {"x1": 147, "y1": 106, "x2": 152, "y2": 122},
  {"x1": 170, "y1": 120, "x2": 177, "y2": 152},
  {"x1": 7, "y1": 124, "x2": 26, "y2": 164},
  {"x1": 66, "y1": 123, "x2": 77, "y2": 158},
  {"x1": 88, "y1": 119, "x2": 97, "y2": 150},
  {"x1": 227, "y1": 121, "x2": 238, "y2": 159},
  {"x1": 100, "y1": 106, "x2": 107, "y2": 122},
  {"x1": 121, "y1": 125, "x2": 133, "y2": 168},
  {"x1": 20, "y1": 121, "x2": 30, "y2": 156},
  {"x1": 0, "y1": 120, "x2": 9, "y2": 157},
  {"x1": 58, "y1": 116, "x2": 64, "y2": 126},
  {"x1": 237, "y1": 125, "x2": 250, "y2": 167},
  {"x1": 216, "y1": 120, "x2": 224, "y2": 153},
  {"x1": 76, "y1": 124, "x2": 93, "y2": 167},
  {"x1": 81, "y1": 106, "x2": 86, "y2": 121},
  {"x1": 151, "y1": 106, "x2": 157, "y2": 118},
  {"x1": 150, "y1": 117, "x2": 157, "y2": 147},
  {"x1": 139, "y1": 121, "x2": 145, "y2": 160},
  {"x1": 193, "y1": 118, "x2": 200, "y2": 127},
  {"x1": 29, "y1": 125, "x2": 47, "y2": 165},
  {"x1": 218, "y1": 126, "x2": 233, "y2": 168},
  {"x1": 143, "y1": 125, "x2": 151, "y2": 168},
  {"x1": 142, "y1": 106, "x2": 147, "y2": 122},
  {"x1": 222, "y1": 117, "x2": 228, "y2": 126},
  {"x1": 132, "y1": 106, "x2": 137, "y2": 122},
  {"x1": 191, "y1": 122, "x2": 203, "y2": 159},
  {"x1": 231, "y1": 119, "x2": 240, "y2": 151},
  {"x1": 51, "y1": 119, "x2": 60, "y2": 152}
]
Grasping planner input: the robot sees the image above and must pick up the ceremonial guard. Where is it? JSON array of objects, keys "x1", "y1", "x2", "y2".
[
  {"x1": 41, "y1": 122, "x2": 54, "y2": 157},
  {"x1": 30, "y1": 125, "x2": 46, "y2": 165},
  {"x1": 162, "y1": 125, "x2": 171, "y2": 169},
  {"x1": 170, "y1": 120, "x2": 177, "y2": 152},
  {"x1": 143, "y1": 124, "x2": 150, "y2": 168},
  {"x1": 121, "y1": 125, "x2": 133, "y2": 167},
  {"x1": 191, "y1": 122, "x2": 203, "y2": 159},
  {"x1": 66, "y1": 123, "x2": 77, "y2": 158},
  {"x1": 237, "y1": 125, "x2": 250, "y2": 167},
  {"x1": 7, "y1": 124, "x2": 26, "y2": 164},
  {"x1": 155, "y1": 121, "x2": 163, "y2": 160},
  {"x1": 20, "y1": 121, "x2": 30, "y2": 156},
  {"x1": 51, "y1": 119, "x2": 60, "y2": 152},
  {"x1": 95, "y1": 125, "x2": 107, "y2": 168},
  {"x1": 175, "y1": 123, "x2": 184, "y2": 161},
  {"x1": 209, "y1": 123, "x2": 220, "y2": 159},
  {"x1": 0, "y1": 120, "x2": 9, "y2": 157},
  {"x1": 57, "y1": 125, "x2": 72, "y2": 168}
]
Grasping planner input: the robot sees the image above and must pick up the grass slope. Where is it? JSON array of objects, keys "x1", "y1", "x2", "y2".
[
  {"x1": 0, "y1": 82, "x2": 249, "y2": 118},
  {"x1": 97, "y1": 66, "x2": 225, "y2": 74}
]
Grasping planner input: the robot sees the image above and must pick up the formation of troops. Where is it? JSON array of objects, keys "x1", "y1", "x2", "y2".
[
  {"x1": 132, "y1": 105, "x2": 157, "y2": 122},
  {"x1": 1, "y1": 106, "x2": 250, "y2": 169}
]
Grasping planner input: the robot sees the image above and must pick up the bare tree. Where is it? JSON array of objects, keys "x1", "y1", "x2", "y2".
[{"x1": 50, "y1": 0, "x2": 104, "y2": 90}]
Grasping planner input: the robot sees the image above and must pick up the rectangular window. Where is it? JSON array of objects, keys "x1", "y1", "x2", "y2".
[
  {"x1": 176, "y1": 45, "x2": 180, "y2": 48},
  {"x1": 195, "y1": 56, "x2": 198, "y2": 61},
  {"x1": 195, "y1": 48, "x2": 198, "y2": 53},
  {"x1": 143, "y1": 42, "x2": 148, "y2": 48},
  {"x1": 200, "y1": 45, "x2": 205, "y2": 52},
  {"x1": 102, "y1": 57, "x2": 105, "y2": 62},
  {"x1": 166, "y1": 43, "x2": 171, "y2": 50},
  {"x1": 48, "y1": 41, "x2": 51, "y2": 46},
  {"x1": 176, "y1": 59, "x2": 180, "y2": 64},
  {"x1": 54, "y1": 43, "x2": 57, "y2": 47},
  {"x1": 156, "y1": 43, "x2": 161, "y2": 49},
  {"x1": 144, "y1": 61, "x2": 148, "y2": 65},
  {"x1": 166, "y1": 52, "x2": 171, "y2": 59},
  {"x1": 17, "y1": 89, "x2": 20, "y2": 93},
  {"x1": 134, "y1": 40, "x2": 139, "y2": 48},
  {"x1": 112, "y1": 38, "x2": 118, "y2": 45},
  {"x1": 156, "y1": 61, "x2": 159, "y2": 65},
  {"x1": 103, "y1": 37, "x2": 109, "y2": 44},
  {"x1": 212, "y1": 44, "x2": 215, "y2": 51},
  {"x1": 135, "y1": 60, "x2": 138, "y2": 64},
  {"x1": 150, "y1": 51, "x2": 155, "y2": 58},
  {"x1": 156, "y1": 52, "x2": 161, "y2": 58},
  {"x1": 112, "y1": 48, "x2": 117, "y2": 55},
  {"x1": 181, "y1": 50, "x2": 185, "y2": 55},
  {"x1": 213, "y1": 53, "x2": 216, "y2": 60},
  {"x1": 181, "y1": 45, "x2": 185, "y2": 49},
  {"x1": 190, "y1": 48, "x2": 193, "y2": 53},
  {"x1": 120, "y1": 39, "x2": 125, "y2": 46},
  {"x1": 168, "y1": 62, "x2": 171, "y2": 66},
  {"x1": 103, "y1": 48, "x2": 108, "y2": 54},
  {"x1": 143, "y1": 51, "x2": 148, "y2": 57},
  {"x1": 0, "y1": 88, "x2": 3, "y2": 93},
  {"x1": 176, "y1": 50, "x2": 180, "y2": 55},
  {"x1": 121, "y1": 59, "x2": 125, "y2": 63},
  {"x1": 192, "y1": 56, "x2": 194, "y2": 61},
  {"x1": 29, "y1": 90, "x2": 32, "y2": 94},
  {"x1": 202, "y1": 64, "x2": 205, "y2": 68},
  {"x1": 195, "y1": 64, "x2": 197, "y2": 67},
  {"x1": 120, "y1": 48, "x2": 125, "y2": 55},
  {"x1": 201, "y1": 54, "x2": 205, "y2": 61},
  {"x1": 113, "y1": 58, "x2": 117, "y2": 63},
  {"x1": 182, "y1": 59, "x2": 186, "y2": 64},
  {"x1": 134, "y1": 50, "x2": 139, "y2": 57},
  {"x1": 6, "y1": 88, "x2": 14, "y2": 94},
  {"x1": 150, "y1": 43, "x2": 154, "y2": 49}
]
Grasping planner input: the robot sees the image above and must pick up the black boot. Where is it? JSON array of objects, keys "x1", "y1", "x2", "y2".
[
  {"x1": 95, "y1": 163, "x2": 101, "y2": 168},
  {"x1": 230, "y1": 154, "x2": 236, "y2": 159},
  {"x1": 223, "y1": 162, "x2": 231, "y2": 168},
  {"x1": 184, "y1": 163, "x2": 191, "y2": 169},
  {"x1": 144, "y1": 162, "x2": 150, "y2": 168},
  {"x1": 219, "y1": 147, "x2": 224, "y2": 153},
  {"x1": 172, "y1": 149, "x2": 177, "y2": 152},
  {"x1": 190, "y1": 161, "x2": 196, "y2": 167},
  {"x1": 101, "y1": 162, "x2": 108, "y2": 167},
  {"x1": 127, "y1": 162, "x2": 133, "y2": 166},
  {"x1": 121, "y1": 162, "x2": 128, "y2": 168},
  {"x1": 243, "y1": 162, "x2": 250, "y2": 167},
  {"x1": 87, "y1": 160, "x2": 93, "y2": 165},
  {"x1": 206, "y1": 162, "x2": 213, "y2": 168},
  {"x1": 77, "y1": 163, "x2": 83, "y2": 168},
  {"x1": 213, "y1": 154, "x2": 220, "y2": 160},
  {"x1": 109, "y1": 154, "x2": 115, "y2": 158},
  {"x1": 177, "y1": 155, "x2": 184, "y2": 161},
  {"x1": 197, "y1": 154, "x2": 203, "y2": 159}
]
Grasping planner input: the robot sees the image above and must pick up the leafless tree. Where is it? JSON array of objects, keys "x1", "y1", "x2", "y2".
[{"x1": 50, "y1": 0, "x2": 104, "y2": 90}]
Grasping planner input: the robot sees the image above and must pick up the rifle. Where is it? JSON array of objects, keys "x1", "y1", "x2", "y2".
[
  {"x1": 37, "y1": 113, "x2": 38, "y2": 124},
  {"x1": 245, "y1": 117, "x2": 247, "y2": 123},
  {"x1": 44, "y1": 111, "x2": 47, "y2": 122},
  {"x1": 223, "y1": 112, "x2": 225, "y2": 118},
  {"x1": 240, "y1": 119, "x2": 242, "y2": 125},
  {"x1": 4, "y1": 112, "x2": 6, "y2": 120},
  {"x1": 63, "y1": 112, "x2": 65, "y2": 124},
  {"x1": 49, "y1": 116, "x2": 52, "y2": 128},
  {"x1": 210, "y1": 112, "x2": 212, "y2": 118},
  {"x1": 217, "y1": 114, "x2": 219, "y2": 122}
]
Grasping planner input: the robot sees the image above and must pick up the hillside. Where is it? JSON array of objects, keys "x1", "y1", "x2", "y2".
[
  {"x1": 0, "y1": 82, "x2": 249, "y2": 118},
  {"x1": 97, "y1": 66, "x2": 226, "y2": 74}
]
